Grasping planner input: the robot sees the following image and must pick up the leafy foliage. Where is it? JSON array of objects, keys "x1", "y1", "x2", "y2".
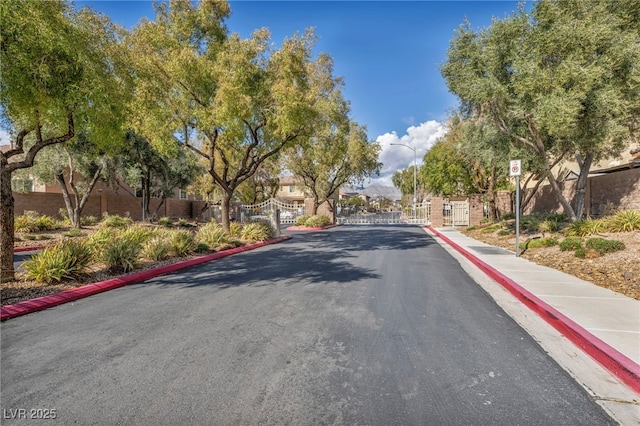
[
  {"x1": 197, "y1": 222, "x2": 230, "y2": 247},
  {"x1": 585, "y1": 237, "x2": 625, "y2": 255},
  {"x1": 169, "y1": 230, "x2": 197, "y2": 257},
  {"x1": 607, "y1": 210, "x2": 640, "y2": 232},
  {"x1": 559, "y1": 237, "x2": 583, "y2": 252},
  {"x1": 241, "y1": 222, "x2": 275, "y2": 242},
  {"x1": 303, "y1": 215, "x2": 331, "y2": 228},
  {"x1": 100, "y1": 214, "x2": 134, "y2": 229},
  {"x1": 23, "y1": 239, "x2": 92, "y2": 283},
  {"x1": 102, "y1": 236, "x2": 142, "y2": 273}
]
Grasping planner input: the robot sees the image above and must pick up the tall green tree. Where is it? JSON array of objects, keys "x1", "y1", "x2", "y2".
[
  {"x1": 0, "y1": 1, "x2": 129, "y2": 281},
  {"x1": 391, "y1": 166, "x2": 418, "y2": 208},
  {"x1": 108, "y1": 132, "x2": 201, "y2": 220},
  {"x1": 441, "y1": 0, "x2": 640, "y2": 221},
  {"x1": 284, "y1": 65, "x2": 381, "y2": 216},
  {"x1": 128, "y1": 0, "x2": 326, "y2": 231},
  {"x1": 14, "y1": 133, "x2": 112, "y2": 228}
]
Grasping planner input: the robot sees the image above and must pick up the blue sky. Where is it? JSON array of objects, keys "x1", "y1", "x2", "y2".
[{"x1": 3, "y1": 1, "x2": 526, "y2": 186}]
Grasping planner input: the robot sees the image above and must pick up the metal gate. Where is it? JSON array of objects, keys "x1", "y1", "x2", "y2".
[
  {"x1": 443, "y1": 200, "x2": 469, "y2": 226},
  {"x1": 240, "y1": 198, "x2": 302, "y2": 224}
]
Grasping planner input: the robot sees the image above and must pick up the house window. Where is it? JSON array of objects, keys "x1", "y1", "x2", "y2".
[
  {"x1": 179, "y1": 189, "x2": 188, "y2": 200},
  {"x1": 289, "y1": 185, "x2": 295, "y2": 193},
  {"x1": 11, "y1": 178, "x2": 33, "y2": 193},
  {"x1": 279, "y1": 185, "x2": 284, "y2": 192}
]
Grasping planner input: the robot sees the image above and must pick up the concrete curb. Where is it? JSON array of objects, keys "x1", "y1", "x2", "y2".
[
  {"x1": 14, "y1": 246, "x2": 43, "y2": 253},
  {"x1": 427, "y1": 226, "x2": 640, "y2": 395},
  {"x1": 286, "y1": 224, "x2": 339, "y2": 231},
  {"x1": 1, "y1": 236, "x2": 291, "y2": 322}
]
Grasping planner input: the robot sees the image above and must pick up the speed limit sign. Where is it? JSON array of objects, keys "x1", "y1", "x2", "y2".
[{"x1": 509, "y1": 159, "x2": 521, "y2": 177}]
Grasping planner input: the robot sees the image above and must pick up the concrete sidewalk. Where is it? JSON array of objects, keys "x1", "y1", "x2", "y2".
[{"x1": 427, "y1": 226, "x2": 640, "y2": 397}]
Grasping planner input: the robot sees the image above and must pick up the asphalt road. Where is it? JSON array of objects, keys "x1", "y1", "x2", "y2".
[{"x1": 1, "y1": 225, "x2": 613, "y2": 425}]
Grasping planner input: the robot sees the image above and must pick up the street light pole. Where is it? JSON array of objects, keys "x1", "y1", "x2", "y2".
[{"x1": 390, "y1": 143, "x2": 417, "y2": 219}]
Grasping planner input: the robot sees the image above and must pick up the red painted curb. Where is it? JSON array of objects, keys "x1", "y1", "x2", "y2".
[
  {"x1": 1, "y1": 236, "x2": 291, "y2": 321},
  {"x1": 14, "y1": 246, "x2": 43, "y2": 253},
  {"x1": 427, "y1": 226, "x2": 640, "y2": 395},
  {"x1": 286, "y1": 224, "x2": 338, "y2": 231}
]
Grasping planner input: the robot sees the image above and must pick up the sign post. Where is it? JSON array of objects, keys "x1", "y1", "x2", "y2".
[{"x1": 509, "y1": 160, "x2": 522, "y2": 257}]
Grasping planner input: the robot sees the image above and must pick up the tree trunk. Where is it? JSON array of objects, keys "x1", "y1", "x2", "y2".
[
  {"x1": 0, "y1": 168, "x2": 15, "y2": 282},
  {"x1": 573, "y1": 152, "x2": 594, "y2": 220},
  {"x1": 541, "y1": 161, "x2": 577, "y2": 221},
  {"x1": 220, "y1": 190, "x2": 233, "y2": 233},
  {"x1": 487, "y1": 165, "x2": 498, "y2": 221},
  {"x1": 311, "y1": 201, "x2": 319, "y2": 216},
  {"x1": 55, "y1": 171, "x2": 78, "y2": 228}
]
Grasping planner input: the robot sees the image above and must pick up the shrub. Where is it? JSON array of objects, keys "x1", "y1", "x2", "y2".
[
  {"x1": 102, "y1": 236, "x2": 141, "y2": 273},
  {"x1": 197, "y1": 222, "x2": 229, "y2": 247},
  {"x1": 564, "y1": 218, "x2": 606, "y2": 237},
  {"x1": 120, "y1": 225, "x2": 154, "y2": 245},
  {"x1": 574, "y1": 247, "x2": 588, "y2": 259},
  {"x1": 229, "y1": 221, "x2": 243, "y2": 238},
  {"x1": 177, "y1": 218, "x2": 194, "y2": 228},
  {"x1": 86, "y1": 228, "x2": 118, "y2": 256},
  {"x1": 80, "y1": 215, "x2": 98, "y2": 226},
  {"x1": 480, "y1": 224, "x2": 501, "y2": 233},
  {"x1": 304, "y1": 215, "x2": 331, "y2": 228},
  {"x1": 241, "y1": 222, "x2": 274, "y2": 242},
  {"x1": 538, "y1": 218, "x2": 559, "y2": 233},
  {"x1": 585, "y1": 237, "x2": 625, "y2": 255},
  {"x1": 559, "y1": 237, "x2": 583, "y2": 251},
  {"x1": 521, "y1": 237, "x2": 559, "y2": 250},
  {"x1": 14, "y1": 213, "x2": 60, "y2": 233},
  {"x1": 295, "y1": 215, "x2": 309, "y2": 226},
  {"x1": 169, "y1": 230, "x2": 197, "y2": 257},
  {"x1": 466, "y1": 225, "x2": 477, "y2": 231},
  {"x1": 502, "y1": 212, "x2": 516, "y2": 220},
  {"x1": 34, "y1": 215, "x2": 60, "y2": 231},
  {"x1": 63, "y1": 228, "x2": 86, "y2": 238},
  {"x1": 607, "y1": 209, "x2": 640, "y2": 232},
  {"x1": 497, "y1": 229, "x2": 512, "y2": 236},
  {"x1": 14, "y1": 215, "x2": 35, "y2": 233},
  {"x1": 141, "y1": 236, "x2": 172, "y2": 261},
  {"x1": 22, "y1": 234, "x2": 36, "y2": 240},
  {"x1": 100, "y1": 214, "x2": 133, "y2": 229},
  {"x1": 23, "y1": 239, "x2": 92, "y2": 283},
  {"x1": 157, "y1": 217, "x2": 173, "y2": 228}
]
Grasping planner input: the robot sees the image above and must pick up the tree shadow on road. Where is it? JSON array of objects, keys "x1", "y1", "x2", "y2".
[{"x1": 147, "y1": 225, "x2": 433, "y2": 289}]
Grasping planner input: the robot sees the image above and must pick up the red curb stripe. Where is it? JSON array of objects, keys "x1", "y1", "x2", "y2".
[
  {"x1": 14, "y1": 246, "x2": 43, "y2": 253},
  {"x1": 427, "y1": 226, "x2": 640, "y2": 395},
  {"x1": 1, "y1": 236, "x2": 291, "y2": 321}
]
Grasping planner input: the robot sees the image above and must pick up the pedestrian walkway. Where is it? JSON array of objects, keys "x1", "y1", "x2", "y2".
[{"x1": 427, "y1": 226, "x2": 640, "y2": 395}]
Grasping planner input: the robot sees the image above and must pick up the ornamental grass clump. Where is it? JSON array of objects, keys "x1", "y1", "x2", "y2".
[
  {"x1": 564, "y1": 218, "x2": 606, "y2": 237},
  {"x1": 295, "y1": 215, "x2": 309, "y2": 226},
  {"x1": 304, "y1": 215, "x2": 331, "y2": 228},
  {"x1": 197, "y1": 222, "x2": 230, "y2": 247},
  {"x1": 100, "y1": 214, "x2": 133, "y2": 229},
  {"x1": 23, "y1": 239, "x2": 92, "y2": 283},
  {"x1": 102, "y1": 235, "x2": 142, "y2": 273},
  {"x1": 141, "y1": 236, "x2": 172, "y2": 261},
  {"x1": 169, "y1": 230, "x2": 197, "y2": 257},
  {"x1": 241, "y1": 222, "x2": 274, "y2": 242},
  {"x1": 607, "y1": 209, "x2": 640, "y2": 232}
]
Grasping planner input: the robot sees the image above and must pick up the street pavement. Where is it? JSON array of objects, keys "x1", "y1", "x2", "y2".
[{"x1": 1, "y1": 226, "x2": 625, "y2": 425}]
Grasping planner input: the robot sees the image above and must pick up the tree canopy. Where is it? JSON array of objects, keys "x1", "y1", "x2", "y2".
[
  {"x1": 0, "y1": 0, "x2": 131, "y2": 281},
  {"x1": 441, "y1": 0, "x2": 640, "y2": 221}
]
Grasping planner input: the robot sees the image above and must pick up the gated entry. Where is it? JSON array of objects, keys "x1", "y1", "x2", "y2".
[
  {"x1": 443, "y1": 200, "x2": 469, "y2": 226},
  {"x1": 240, "y1": 199, "x2": 302, "y2": 225}
]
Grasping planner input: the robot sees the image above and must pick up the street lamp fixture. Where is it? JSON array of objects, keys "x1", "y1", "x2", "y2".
[{"x1": 390, "y1": 143, "x2": 417, "y2": 219}]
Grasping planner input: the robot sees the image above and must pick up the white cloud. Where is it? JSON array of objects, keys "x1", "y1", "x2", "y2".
[{"x1": 367, "y1": 120, "x2": 447, "y2": 187}]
